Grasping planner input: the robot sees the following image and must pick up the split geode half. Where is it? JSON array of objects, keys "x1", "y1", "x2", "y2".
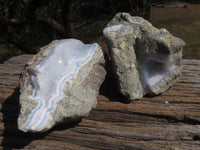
[
  {"x1": 103, "y1": 13, "x2": 185, "y2": 100},
  {"x1": 18, "y1": 39, "x2": 106, "y2": 132}
]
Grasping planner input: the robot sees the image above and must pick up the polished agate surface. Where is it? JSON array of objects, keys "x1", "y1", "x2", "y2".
[{"x1": 21, "y1": 39, "x2": 97, "y2": 131}]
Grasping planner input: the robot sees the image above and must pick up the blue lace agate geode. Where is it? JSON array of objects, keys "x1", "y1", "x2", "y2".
[
  {"x1": 103, "y1": 13, "x2": 185, "y2": 100},
  {"x1": 18, "y1": 39, "x2": 106, "y2": 132}
]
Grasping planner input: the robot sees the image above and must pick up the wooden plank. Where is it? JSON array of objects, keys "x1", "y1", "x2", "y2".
[{"x1": 0, "y1": 55, "x2": 200, "y2": 149}]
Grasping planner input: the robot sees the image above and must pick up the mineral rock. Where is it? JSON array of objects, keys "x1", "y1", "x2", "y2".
[
  {"x1": 103, "y1": 13, "x2": 185, "y2": 100},
  {"x1": 18, "y1": 39, "x2": 106, "y2": 132}
]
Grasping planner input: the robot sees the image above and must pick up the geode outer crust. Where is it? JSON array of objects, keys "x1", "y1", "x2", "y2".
[
  {"x1": 103, "y1": 13, "x2": 185, "y2": 100},
  {"x1": 18, "y1": 39, "x2": 106, "y2": 132}
]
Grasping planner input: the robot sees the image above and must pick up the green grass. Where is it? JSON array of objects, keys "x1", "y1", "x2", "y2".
[
  {"x1": 150, "y1": 3, "x2": 200, "y2": 59},
  {"x1": 0, "y1": 42, "x2": 23, "y2": 64},
  {"x1": 0, "y1": 2, "x2": 199, "y2": 63},
  {"x1": 78, "y1": 3, "x2": 200, "y2": 60},
  {"x1": 76, "y1": 16, "x2": 111, "y2": 43}
]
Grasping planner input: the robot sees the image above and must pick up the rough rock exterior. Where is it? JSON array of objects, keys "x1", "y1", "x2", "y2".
[
  {"x1": 18, "y1": 39, "x2": 106, "y2": 132},
  {"x1": 103, "y1": 13, "x2": 185, "y2": 100}
]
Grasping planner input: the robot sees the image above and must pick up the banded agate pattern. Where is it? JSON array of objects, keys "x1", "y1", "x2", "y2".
[{"x1": 19, "y1": 39, "x2": 99, "y2": 132}]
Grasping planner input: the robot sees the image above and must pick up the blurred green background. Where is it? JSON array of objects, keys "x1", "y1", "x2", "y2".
[{"x1": 0, "y1": 0, "x2": 199, "y2": 63}]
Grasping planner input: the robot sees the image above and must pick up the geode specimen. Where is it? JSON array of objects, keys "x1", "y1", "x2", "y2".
[
  {"x1": 103, "y1": 13, "x2": 185, "y2": 100},
  {"x1": 18, "y1": 39, "x2": 106, "y2": 132}
]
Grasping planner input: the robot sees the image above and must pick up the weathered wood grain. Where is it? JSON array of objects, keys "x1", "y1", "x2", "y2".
[{"x1": 0, "y1": 55, "x2": 200, "y2": 150}]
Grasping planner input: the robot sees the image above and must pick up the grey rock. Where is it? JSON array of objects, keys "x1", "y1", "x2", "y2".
[
  {"x1": 18, "y1": 39, "x2": 106, "y2": 132},
  {"x1": 103, "y1": 13, "x2": 185, "y2": 100}
]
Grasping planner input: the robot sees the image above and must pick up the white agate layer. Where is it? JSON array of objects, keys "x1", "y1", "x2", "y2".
[
  {"x1": 103, "y1": 13, "x2": 185, "y2": 100},
  {"x1": 19, "y1": 39, "x2": 97, "y2": 132},
  {"x1": 140, "y1": 53, "x2": 180, "y2": 90},
  {"x1": 104, "y1": 24, "x2": 127, "y2": 32}
]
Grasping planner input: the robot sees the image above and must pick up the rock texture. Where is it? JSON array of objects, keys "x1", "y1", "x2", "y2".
[
  {"x1": 18, "y1": 39, "x2": 106, "y2": 132},
  {"x1": 103, "y1": 13, "x2": 185, "y2": 100},
  {"x1": 1, "y1": 55, "x2": 200, "y2": 150}
]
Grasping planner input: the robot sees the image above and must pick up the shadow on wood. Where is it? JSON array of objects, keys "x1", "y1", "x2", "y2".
[
  {"x1": 1, "y1": 55, "x2": 200, "y2": 149},
  {"x1": 1, "y1": 88, "x2": 82, "y2": 149},
  {"x1": 99, "y1": 55, "x2": 132, "y2": 104}
]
